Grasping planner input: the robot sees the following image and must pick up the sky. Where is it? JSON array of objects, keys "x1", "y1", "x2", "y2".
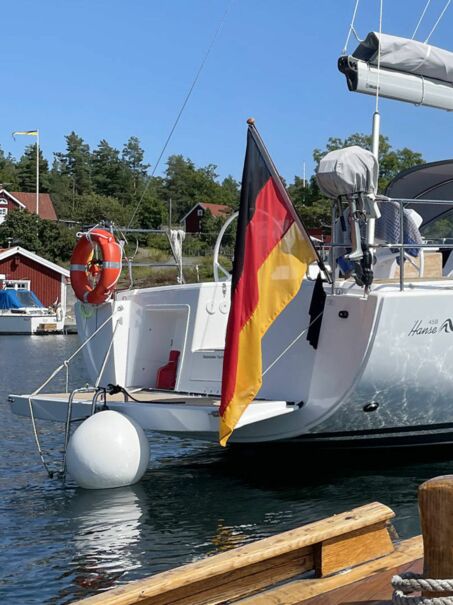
[{"x1": 2, "y1": 0, "x2": 453, "y2": 183}]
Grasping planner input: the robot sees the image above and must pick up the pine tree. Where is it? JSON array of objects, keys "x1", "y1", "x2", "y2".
[
  {"x1": 0, "y1": 147, "x2": 19, "y2": 189},
  {"x1": 164, "y1": 155, "x2": 225, "y2": 220},
  {"x1": 122, "y1": 136, "x2": 149, "y2": 201},
  {"x1": 92, "y1": 140, "x2": 124, "y2": 199},
  {"x1": 54, "y1": 132, "x2": 92, "y2": 195},
  {"x1": 16, "y1": 144, "x2": 49, "y2": 192}
]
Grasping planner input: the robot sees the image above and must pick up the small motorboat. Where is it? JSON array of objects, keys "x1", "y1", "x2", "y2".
[{"x1": 0, "y1": 287, "x2": 65, "y2": 334}]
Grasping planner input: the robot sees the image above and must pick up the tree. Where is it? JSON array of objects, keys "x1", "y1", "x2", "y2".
[
  {"x1": 136, "y1": 186, "x2": 168, "y2": 229},
  {"x1": 16, "y1": 144, "x2": 49, "y2": 192},
  {"x1": 0, "y1": 210, "x2": 76, "y2": 262},
  {"x1": 219, "y1": 175, "x2": 240, "y2": 209},
  {"x1": 0, "y1": 147, "x2": 19, "y2": 190},
  {"x1": 164, "y1": 155, "x2": 231, "y2": 220},
  {"x1": 122, "y1": 136, "x2": 149, "y2": 202},
  {"x1": 70, "y1": 193, "x2": 131, "y2": 226},
  {"x1": 54, "y1": 131, "x2": 92, "y2": 196},
  {"x1": 91, "y1": 140, "x2": 125, "y2": 199},
  {"x1": 287, "y1": 175, "x2": 331, "y2": 229}
]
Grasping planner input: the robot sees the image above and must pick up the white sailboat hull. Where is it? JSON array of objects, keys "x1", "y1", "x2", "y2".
[{"x1": 10, "y1": 279, "x2": 453, "y2": 446}]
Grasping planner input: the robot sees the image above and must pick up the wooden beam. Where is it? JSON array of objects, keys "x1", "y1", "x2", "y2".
[
  {"x1": 238, "y1": 535, "x2": 423, "y2": 605},
  {"x1": 74, "y1": 502, "x2": 394, "y2": 605},
  {"x1": 138, "y1": 548, "x2": 313, "y2": 605},
  {"x1": 313, "y1": 520, "x2": 394, "y2": 577}
]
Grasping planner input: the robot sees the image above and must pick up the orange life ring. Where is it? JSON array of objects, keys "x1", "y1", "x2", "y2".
[{"x1": 70, "y1": 228, "x2": 122, "y2": 304}]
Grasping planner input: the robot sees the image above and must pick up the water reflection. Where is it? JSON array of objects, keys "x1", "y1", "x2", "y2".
[
  {"x1": 4, "y1": 337, "x2": 453, "y2": 604},
  {"x1": 70, "y1": 484, "x2": 147, "y2": 587}
]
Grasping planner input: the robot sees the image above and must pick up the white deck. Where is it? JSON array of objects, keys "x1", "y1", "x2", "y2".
[{"x1": 9, "y1": 389, "x2": 296, "y2": 439}]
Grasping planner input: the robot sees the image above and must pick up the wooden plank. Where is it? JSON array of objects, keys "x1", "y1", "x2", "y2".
[
  {"x1": 74, "y1": 502, "x2": 394, "y2": 605},
  {"x1": 299, "y1": 556, "x2": 422, "y2": 605},
  {"x1": 237, "y1": 535, "x2": 423, "y2": 605},
  {"x1": 314, "y1": 521, "x2": 394, "y2": 577},
  {"x1": 142, "y1": 548, "x2": 313, "y2": 605}
]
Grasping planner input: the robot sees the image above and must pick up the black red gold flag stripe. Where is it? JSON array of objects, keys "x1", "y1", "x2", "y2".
[{"x1": 219, "y1": 122, "x2": 320, "y2": 446}]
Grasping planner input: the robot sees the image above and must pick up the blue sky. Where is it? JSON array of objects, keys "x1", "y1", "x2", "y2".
[{"x1": 2, "y1": 0, "x2": 453, "y2": 183}]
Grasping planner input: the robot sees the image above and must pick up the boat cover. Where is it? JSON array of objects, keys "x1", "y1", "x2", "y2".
[
  {"x1": 352, "y1": 32, "x2": 453, "y2": 85},
  {"x1": 386, "y1": 160, "x2": 453, "y2": 228},
  {"x1": 316, "y1": 146, "x2": 378, "y2": 199},
  {"x1": 0, "y1": 289, "x2": 44, "y2": 310}
]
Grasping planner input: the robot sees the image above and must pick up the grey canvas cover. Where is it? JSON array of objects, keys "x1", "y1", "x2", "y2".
[
  {"x1": 353, "y1": 32, "x2": 453, "y2": 85},
  {"x1": 316, "y1": 146, "x2": 378, "y2": 199}
]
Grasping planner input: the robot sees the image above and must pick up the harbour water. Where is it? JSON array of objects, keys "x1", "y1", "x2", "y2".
[{"x1": 1, "y1": 335, "x2": 453, "y2": 604}]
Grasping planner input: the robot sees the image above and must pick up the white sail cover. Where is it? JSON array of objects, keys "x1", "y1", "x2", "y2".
[
  {"x1": 353, "y1": 32, "x2": 453, "y2": 85},
  {"x1": 316, "y1": 146, "x2": 378, "y2": 199}
]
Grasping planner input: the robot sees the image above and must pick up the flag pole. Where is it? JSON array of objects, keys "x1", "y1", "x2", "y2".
[
  {"x1": 36, "y1": 129, "x2": 40, "y2": 216},
  {"x1": 246, "y1": 119, "x2": 332, "y2": 283},
  {"x1": 11, "y1": 130, "x2": 39, "y2": 213}
]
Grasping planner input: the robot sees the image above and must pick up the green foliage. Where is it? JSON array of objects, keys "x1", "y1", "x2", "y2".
[
  {"x1": 54, "y1": 131, "x2": 92, "y2": 195},
  {"x1": 91, "y1": 139, "x2": 125, "y2": 199},
  {"x1": 0, "y1": 147, "x2": 19, "y2": 189},
  {"x1": 287, "y1": 175, "x2": 330, "y2": 229},
  {"x1": 0, "y1": 210, "x2": 75, "y2": 262},
  {"x1": 0, "y1": 130, "x2": 427, "y2": 270},
  {"x1": 70, "y1": 193, "x2": 130, "y2": 226},
  {"x1": 122, "y1": 136, "x2": 150, "y2": 202},
  {"x1": 163, "y1": 155, "x2": 239, "y2": 220},
  {"x1": 421, "y1": 214, "x2": 453, "y2": 240},
  {"x1": 16, "y1": 144, "x2": 50, "y2": 192}
]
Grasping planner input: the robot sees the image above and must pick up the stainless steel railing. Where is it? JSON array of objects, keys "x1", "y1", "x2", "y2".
[{"x1": 323, "y1": 197, "x2": 453, "y2": 293}]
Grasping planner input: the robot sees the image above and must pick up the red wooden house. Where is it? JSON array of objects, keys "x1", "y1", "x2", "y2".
[
  {"x1": 0, "y1": 187, "x2": 57, "y2": 224},
  {"x1": 180, "y1": 202, "x2": 231, "y2": 233},
  {"x1": 0, "y1": 246, "x2": 69, "y2": 309}
]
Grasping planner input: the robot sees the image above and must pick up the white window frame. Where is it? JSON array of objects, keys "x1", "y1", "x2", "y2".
[{"x1": 4, "y1": 279, "x2": 31, "y2": 290}]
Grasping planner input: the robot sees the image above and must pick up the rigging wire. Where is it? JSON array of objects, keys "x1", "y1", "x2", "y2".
[
  {"x1": 342, "y1": 0, "x2": 362, "y2": 54},
  {"x1": 375, "y1": 0, "x2": 384, "y2": 113},
  {"x1": 412, "y1": 0, "x2": 431, "y2": 39},
  {"x1": 425, "y1": 0, "x2": 451, "y2": 43},
  {"x1": 127, "y1": 0, "x2": 233, "y2": 229}
]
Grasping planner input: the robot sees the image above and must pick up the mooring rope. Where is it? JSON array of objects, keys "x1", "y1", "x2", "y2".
[{"x1": 392, "y1": 573, "x2": 453, "y2": 604}]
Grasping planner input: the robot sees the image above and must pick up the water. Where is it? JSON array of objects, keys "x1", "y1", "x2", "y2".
[{"x1": 2, "y1": 336, "x2": 453, "y2": 604}]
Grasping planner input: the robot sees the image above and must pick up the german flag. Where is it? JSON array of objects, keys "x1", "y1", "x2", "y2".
[{"x1": 219, "y1": 121, "x2": 320, "y2": 446}]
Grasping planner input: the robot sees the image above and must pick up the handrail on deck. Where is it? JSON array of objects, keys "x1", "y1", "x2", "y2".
[{"x1": 324, "y1": 196, "x2": 453, "y2": 293}]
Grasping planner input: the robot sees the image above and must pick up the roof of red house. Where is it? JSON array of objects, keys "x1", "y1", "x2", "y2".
[
  {"x1": 0, "y1": 246, "x2": 69, "y2": 276},
  {"x1": 10, "y1": 192, "x2": 57, "y2": 221},
  {"x1": 200, "y1": 202, "x2": 231, "y2": 217}
]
